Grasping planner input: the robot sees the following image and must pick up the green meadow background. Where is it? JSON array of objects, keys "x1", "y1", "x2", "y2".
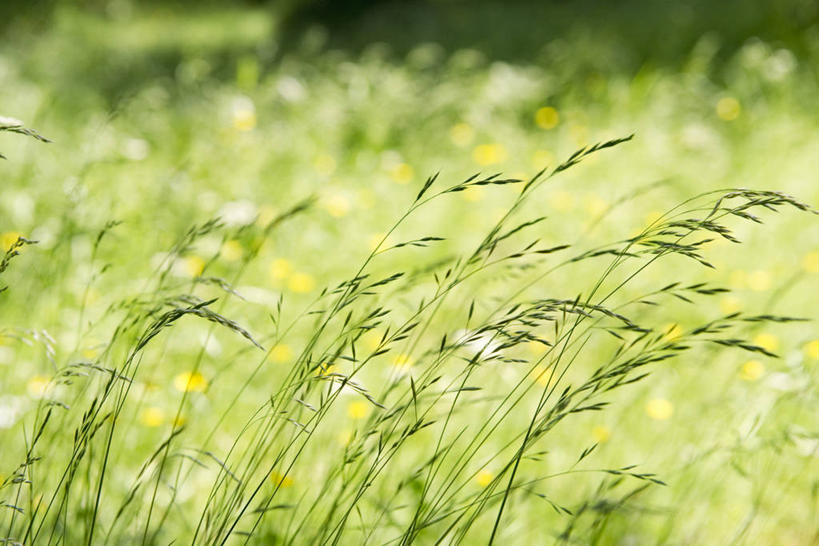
[{"x1": 1, "y1": 0, "x2": 818, "y2": 543}]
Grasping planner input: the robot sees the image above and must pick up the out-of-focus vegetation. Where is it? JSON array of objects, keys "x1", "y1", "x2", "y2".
[{"x1": 1, "y1": 0, "x2": 818, "y2": 543}]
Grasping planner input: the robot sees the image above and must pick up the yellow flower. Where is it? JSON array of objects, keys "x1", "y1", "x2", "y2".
[
  {"x1": 449, "y1": 122, "x2": 474, "y2": 147},
  {"x1": 804, "y1": 340, "x2": 819, "y2": 360},
  {"x1": 139, "y1": 407, "x2": 165, "y2": 427},
  {"x1": 232, "y1": 101, "x2": 257, "y2": 132},
  {"x1": 802, "y1": 251, "x2": 819, "y2": 273},
  {"x1": 747, "y1": 270, "x2": 771, "y2": 291},
  {"x1": 720, "y1": 296, "x2": 742, "y2": 314},
  {"x1": 661, "y1": 324, "x2": 683, "y2": 342},
  {"x1": 739, "y1": 360, "x2": 764, "y2": 381},
  {"x1": 348, "y1": 400, "x2": 371, "y2": 420},
  {"x1": 27, "y1": 375, "x2": 52, "y2": 398},
  {"x1": 270, "y1": 258, "x2": 292, "y2": 280},
  {"x1": 527, "y1": 340, "x2": 547, "y2": 355},
  {"x1": 472, "y1": 143, "x2": 507, "y2": 166},
  {"x1": 592, "y1": 425, "x2": 611, "y2": 443},
  {"x1": 389, "y1": 163, "x2": 414, "y2": 184},
  {"x1": 1, "y1": 232, "x2": 22, "y2": 251},
  {"x1": 314, "y1": 153, "x2": 337, "y2": 176},
  {"x1": 323, "y1": 193, "x2": 351, "y2": 218},
  {"x1": 288, "y1": 272, "x2": 315, "y2": 293},
  {"x1": 368, "y1": 233, "x2": 395, "y2": 252},
  {"x1": 270, "y1": 471, "x2": 294, "y2": 488},
  {"x1": 753, "y1": 333, "x2": 779, "y2": 353},
  {"x1": 534, "y1": 106, "x2": 559, "y2": 129},
  {"x1": 270, "y1": 344, "x2": 293, "y2": 363},
  {"x1": 531, "y1": 364, "x2": 551, "y2": 387},
  {"x1": 392, "y1": 353, "x2": 414, "y2": 373},
  {"x1": 221, "y1": 240, "x2": 244, "y2": 262},
  {"x1": 362, "y1": 329, "x2": 382, "y2": 351},
  {"x1": 316, "y1": 363, "x2": 337, "y2": 376},
  {"x1": 183, "y1": 256, "x2": 205, "y2": 277},
  {"x1": 173, "y1": 371, "x2": 208, "y2": 393},
  {"x1": 645, "y1": 398, "x2": 673, "y2": 420},
  {"x1": 461, "y1": 186, "x2": 484, "y2": 202},
  {"x1": 475, "y1": 469, "x2": 494, "y2": 487},
  {"x1": 716, "y1": 97, "x2": 741, "y2": 121}
]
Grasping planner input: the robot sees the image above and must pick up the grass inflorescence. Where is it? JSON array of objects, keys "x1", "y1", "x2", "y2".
[{"x1": 0, "y1": 131, "x2": 815, "y2": 544}]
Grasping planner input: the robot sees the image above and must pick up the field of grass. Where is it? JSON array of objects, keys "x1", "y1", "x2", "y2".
[{"x1": 1, "y1": 1, "x2": 818, "y2": 544}]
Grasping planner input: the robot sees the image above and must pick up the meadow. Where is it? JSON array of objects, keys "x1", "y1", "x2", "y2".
[{"x1": 1, "y1": 1, "x2": 818, "y2": 543}]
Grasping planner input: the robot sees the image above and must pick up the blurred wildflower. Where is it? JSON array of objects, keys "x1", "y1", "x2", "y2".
[
  {"x1": 1, "y1": 232, "x2": 22, "y2": 251},
  {"x1": 392, "y1": 353, "x2": 414, "y2": 374},
  {"x1": 288, "y1": 272, "x2": 315, "y2": 293},
  {"x1": 219, "y1": 200, "x2": 257, "y2": 226},
  {"x1": 449, "y1": 122, "x2": 474, "y2": 147},
  {"x1": 362, "y1": 329, "x2": 382, "y2": 351},
  {"x1": 27, "y1": 375, "x2": 52, "y2": 398},
  {"x1": 720, "y1": 296, "x2": 742, "y2": 314},
  {"x1": 389, "y1": 162, "x2": 414, "y2": 184},
  {"x1": 348, "y1": 401, "x2": 371, "y2": 420},
  {"x1": 82, "y1": 341, "x2": 101, "y2": 360},
  {"x1": 270, "y1": 258, "x2": 292, "y2": 280},
  {"x1": 368, "y1": 233, "x2": 395, "y2": 252},
  {"x1": 747, "y1": 270, "x2": 771, "y2": 291},
  {"x1": 662, "y1": 324, "x2": 683, "y2": 342},
  {"x1": 270, "y1": 471, "x2": 294, "y2": 488},
  {"x1": 173, "y1": 371, "x2": 208, "y2": 393},
  {"x1": 461, "y1": 186, "x2": 484, "y2": 202},
  {"x1": 803, "y1": 340, "x2": 819, "y2": 360},
  {"x1": 740, "y1": 360, "x2": 765, "y2": 381},
  {"x1": 645, "y1": 398, "x2": 673, "y2": 420},
  {"x1": 527, "y1": 340, "x2": 547, "y2": 355},
  {"x1": 231, "y1": 97, "x2": 256, "y2": 131},
  {"x1": 531, "y1": 364, "x2": 551, "y2": 387},
  {"x1": 139, "y1": 407, "x2": 165, "y2": 427},
  {"x1": 802, "y1": 251, "x2": 819, "y2": 273},
  {"x1": 324, "y1": 193, "x2": 351, "y2": 217},
  {"x1": 475, "y1": 469, "x2": 494, "y2": 487},
  {"x1": 753, "y1": 333, "x2": 779, "y2": 353},
  {"x1": 270, "y1": 344, "x2": 293, "y2": 363},
  {"x1": 716, "y1": 97, "x2": 741, "y2": 121},
  {"x1": 535, "y1": 106, "x2": 559, "y2": 129},
  {"x1": 592, "y1": 425, "x2": 611, "y2": 443},
  {"x1": 221, "y1": 240, "x2": 244, "y2": 262},
  {"x1": 182, "y1": 256, "x2": 205, "y2": 277},
  {"x1": 472, "y1": 143, "x2": 507, "y2": 166}
]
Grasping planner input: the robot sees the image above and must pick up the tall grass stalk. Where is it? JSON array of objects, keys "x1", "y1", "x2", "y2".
[{"x1": 0, "y1": 134, "x2": 814, "y2": 545}]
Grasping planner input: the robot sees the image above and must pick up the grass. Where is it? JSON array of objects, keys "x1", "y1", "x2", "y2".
[{"x1": 1, "y1": 2, "x2": 819, "y2": 544}]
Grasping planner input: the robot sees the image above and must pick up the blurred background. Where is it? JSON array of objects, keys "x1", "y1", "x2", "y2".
[{"x1": 1, "y1": 0, "x2": 818, "y2": 543}]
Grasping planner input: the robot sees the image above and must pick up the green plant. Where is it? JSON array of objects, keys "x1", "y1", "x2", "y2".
[{"x1": 1, "y1": 135, "x2": 813, "y2": 544}]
